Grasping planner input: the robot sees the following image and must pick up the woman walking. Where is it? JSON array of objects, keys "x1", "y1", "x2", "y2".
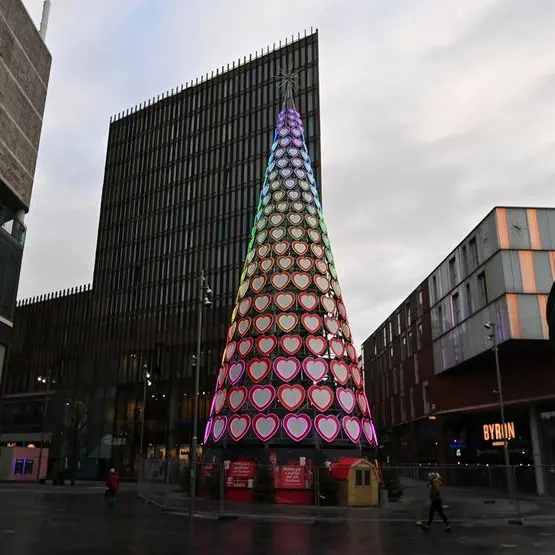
[{"x1": 422, "y1": 472, "x2": 451, "y2": 531}]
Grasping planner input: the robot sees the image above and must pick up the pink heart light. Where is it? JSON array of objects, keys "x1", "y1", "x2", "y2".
[
  {"x1": 228, "y1": 414, "x2": 251, "y2": 441},
  {"x1": 273, "y1": 357, "x2": 301, "y2": 382},
  {"x1": 315, "y1": 414, "x2": 340, "y2": 443},
  {"x1": 203, "y1": 419, "x2": 212, "y2": 444},
  {"x1": 227, "y1": 360, "x2": 245, "y2": 385},
  {"x1": 302, "y1": 357, "x2": 328, "y2": 383},
  {"x1": 211, "y1": 415, "x2": 227, "y2": 442},
  {"x1": 308, "y1": 385, "x2": 334, "y2": 411},
  {"x1": 283, "y1": 413, "x2": 312, "y2": 442},
  {"x1": 249, "y1": 384, "x2": 276, "y2": 411},
  {"x1": 362, "y1": 418, "x2": 375, "y2": 445},
  {"x1": 336, "y1": 387, "x2": 356, "y2": 414},
  {"x1": 342, "y1": 416, "x2": 362, "y2": 443},
  {"x1": 228, "y1": 386, "x2": 247, "y2": 412},
  {"x1": 277, "y1": 384, "x2": 306, "y2": 411},
  {"x1": 252, "y1": 414, "x2": 280, "y2": 442}
]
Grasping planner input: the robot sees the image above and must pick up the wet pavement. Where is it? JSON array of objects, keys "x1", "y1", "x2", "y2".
[{"x1": 1, "y1": 486, "x2": 555, "y2": 554}]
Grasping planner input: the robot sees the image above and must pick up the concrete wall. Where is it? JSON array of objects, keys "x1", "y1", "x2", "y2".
[{"x1": 0, "y1": 0, "x2": 51, "y2": 208}]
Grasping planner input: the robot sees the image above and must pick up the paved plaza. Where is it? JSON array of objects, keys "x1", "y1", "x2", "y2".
[{"x1": 0, "y1": 484, "x2": 554, "y2": 554}]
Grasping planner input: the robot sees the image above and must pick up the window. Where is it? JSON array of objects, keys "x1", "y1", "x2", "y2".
[
  {"x1": 437, "y1": 305, "x2": 443, "y2": 333},
  {"x1": 417, "y1": 321, "x2": 423, "y2": 350},
  {"x1": 465, "y1": 283, "x2": 472, "y2": 316},
  {"x1": 406, "y1": 303, "x2": 412, "y2": 327},
  {"x1": 418, "y1": 289, "x2": 423, "y2": 307},
  {"x1": 469, "y1": 237, "x2": 478, "y2": 268},
  {"x1": 462, "y1": 246, "x2": 468, "y2": 276},
  {"x1": 399, "y1": 363, "x2": 404, "y2": 392},
  {"x1": 356, "y1": 470, "x2": 363, "y2": 486},
  {"x1": 396, "y1": 313, "x2": 401, "y2": 334},
  {"x1": 401, "y1": 335, "x2": 406, "y2": 359},
  {"x1": 414, "y1": 353, "x2": 419, "y2": 384},
  {"x1": 388, "y1": 321, "x2": 393, "y2": 342},
  {"x1": 449, "y1": 257, "x2": 457, "y2": 287},
  {"x1": 422, "y1": 380, "x2": 430, "y2": 414},
  {"x1": 452, "y1": 293, "x2": 461, "y2": 325},
  {"x1": 382, "y1": 327, "x2": 387, "y2": 346},
  {"x1": 409, "y1": 387, "x2": 415, "y2": 419},
  {"x1": 407, "y1": 331, "x2": 413, "y2": 357},
  {"x1": 432, "y1": 275, "x2": 438, "y2": 301},
  {"x1": 477, "y1": 272, "x2": 488, "y2": 306},
  {"x1": 393, "y1": 366, "x2": 398, "y2": 395},
  {"x1": 363, "y1": 470, "x2": 371, "y2": 486}
]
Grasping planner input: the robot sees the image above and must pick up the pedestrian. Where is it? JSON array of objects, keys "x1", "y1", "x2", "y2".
[
  {"x1": 105, "y1": 468, "x2": 120, "y2": 509},
  {"x1": 422, "y1": 472, "x2": 451, "y2": 531}
]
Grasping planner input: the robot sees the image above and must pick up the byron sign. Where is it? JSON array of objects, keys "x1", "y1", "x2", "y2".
[{"x1": 482, "y1": 422, "x2": 515, "y2": 442}]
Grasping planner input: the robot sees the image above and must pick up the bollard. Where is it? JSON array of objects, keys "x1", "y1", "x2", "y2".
[{"x1": 380, "y1": 488, "x2": 389, "y2": 508}]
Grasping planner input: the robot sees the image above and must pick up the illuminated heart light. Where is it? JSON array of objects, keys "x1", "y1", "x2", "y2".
[
  {"x1": 225, "y1": 342, "x2": 237, "y2": 362},
  {"x1": 288, "y1": 213, "x2": 303, "y2": 225},
  {"x1": 227, "y1": 360, "x2": 245, "y2": 385},
  {"x1": 273, "y1": 357, "x2": 301, "y2": 382},
  {"x1": 308, "y1": 385, "x2": 333, "y2": 411},
  {"x1": 298, "y1": 292, "x2": 318, "y2": 311},
  {"x1": 305, "y1": 214, "x2": 318, "y2": 228},
  {"x1": 237, "y1": 318, "x2": 251, "y2": 337},
  {"x1": 273, "y1": 241, "x2": 289, "y2": 255},
  {"x1": 246, "y1": 262, "x2": 257, "y2": 277},
  {"x1": 289, "y1": 227, "x2": 304, "y2": 240},
  {"x1": 362, "y1": 418, "x2": 376, "y2": 445},
  {"x1": 249, "y1": 385, "x2": 276, "y2": 411},
  {"x1": 238, "y1": 280, "x2": 249, "y2": 299},
  {"x1": 271, "y1": 272, "x2": 291, "y2": 291},
  {"x1": 256, "y1": 335, "x2": 277, "y2": 356},
  {"x1": 276, "y1": 202, "x2": 288, "y2": 213},
  {"x1": 277, "y1": 256, "x2": 294, "y2": 271},
  {"x1": 306, "y1": 336, "x2": 327, "y2": 357},
  {"x1": 315, "y1": 414, "x2": 340, "y2": 442},
  {"x1": 342, "y1": 323, "x2": 352, "y2": 340},
  {"x1": 204, "y1": 419, "x2": 213, "y2": 443},
  {"x1": 247, "y1": 358, "x2": 271, "y2": 383},
  {"x1": 330, "y1": 360, "x2": 349, "y2": 385},
  {"x1": 216, "y1": 366, "x2": 227, "y2": 389},
  {"x1": 280, "y1": 334, "x2": 302, "y2": 356},
  {"x1": 324, "y1": 316, "x2": 340, "y2": 335},
  {"x1": 302, "y1": 358, "x2": 328, "y2": 382},
  {"x1": 311, "y1": 244, "x2": 324, "y2": 258},
  {"x1": 228, "y1": 387, "x2": 248, "y2": 412},
  {"x1": 297, "y1": 257, "x2": 313, "y2": 271},
  {"x1": 270, "y1": 228, "x2": 286, "y2": 241},
  {"x1": 251, "y1": 275, "x2": 267, "y2": 293},
  {"x1": 292, "y1": 241, "x2": 309, "y2": 256},
  {"x1": 212, "y1": 416, "x2": 227, "y2": 442},
  {"x1": 356, "y1": 391, "x2": 369, "y2": 415},
  {"x1": 283, "y1": 413, "x2": 311, "y2": 442},
  {"x1": 228, "y1": 414, "x2": 251, "y2": 441},
  {"x1": 238, "y1": 337, "x2": 254, "y2": 357},
  {"x1": 278, "y1": 384, "x2": 306, "y2": 411},
  {"x1": 275, "y1": 292, "x2": 295, "y2": 311},
  {"x1": 351, "y1": 365, "x2": 363, "y2": 389},
  {"x1": 260, "y1": 258, "x2": 274, "y2": 273},
  {"x1": 256, "y1": 231, "x2": 267, "y2": 244},
  {"x1": 270, "y1": 213, "x2": 285, "y2": 226},
  {"x1": 254, "y1": 294, "x2": 271, "y2": 313},
  {"x1": 292, "y1": 273, "x2": 311, "y2": 291},
  {"x1": 227, "y1": 322, "x2": 237, "y2": 342},
  {"x1": 315, "y1": 259, "x2": 328, "y2": 275},
  {"x1": 277, "y1": 313, "x2": 298, "y2": 333},
  {"x1": 252, "y1": 414, "x2": 280, "y2": 442},
  {"x1": 330, "y1": 338, "x2": 345, "y2": 358},
  {"x1": 238, "y1": 298, "x2": 252, "y2": 317},
  {"x1": 214, "y1": 389, "x2": 227, "y2": 414},
  {"x1": 336, "y1": 387, "x2": 356, "y2": 414},
  {"x1": 253, "y1": 314, "x2": 273, "y2": 334},
  {"x1": 314, "y1": 275, "x2": 329, "y2": 293},
  {"x1": 337, "y1": 301, "x2": 347, "y2": 319},
  {"x1": 258, "y1": 244, "x2": 270, "y2": 258},
  {"x1": 346, "y1": 343, "x2": 358, "y2": 363},
  {"x1": 301, "y1": 314, "x2": 322, "y2": 334},
  {"x1": 342, "y1": 416, "x2": 362, "y2": 443},
  {"x1": 331, "y1": 280, "x2": 342, "y2": 297},
  {"x1": 321, "y1": 296, "x2": 335, "y2": 313}
]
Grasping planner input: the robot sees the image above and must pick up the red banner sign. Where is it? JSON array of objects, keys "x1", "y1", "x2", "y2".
[
  {"x1": 275, "y1": 465, "x2": 308, "y2": 489},
  {"x1": 226, "y1": 461, "x2": 256, "y2": 488}
]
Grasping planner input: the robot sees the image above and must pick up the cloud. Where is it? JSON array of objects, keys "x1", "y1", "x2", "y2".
[{"x1": 19, "y1": 0, "x2": 555, "y2": 348}]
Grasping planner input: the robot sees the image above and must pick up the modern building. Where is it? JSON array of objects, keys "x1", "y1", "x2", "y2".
[
  {"x1": 362, "y1": 206, "x2": 555, "y2": 495},
  {"x1": 0, "y1": 0, "x2": 51, "y2": 392},
  {"x1": 1, "y1": 31, "x2": 321, "y2": 478}
]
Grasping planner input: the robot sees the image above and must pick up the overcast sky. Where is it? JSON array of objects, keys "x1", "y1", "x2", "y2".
[{"x1": 20, "y1": 0, "x2": 555, "y2": 347}]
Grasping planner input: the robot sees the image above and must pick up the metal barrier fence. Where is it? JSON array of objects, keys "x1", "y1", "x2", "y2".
[{"x1": 137, "y1": 460, "x2": 555, "y2": 523}]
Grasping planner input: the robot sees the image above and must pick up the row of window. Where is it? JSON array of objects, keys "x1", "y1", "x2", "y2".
[{"x1": 373, "y1": 381, "x2": 430, "y2": 429}]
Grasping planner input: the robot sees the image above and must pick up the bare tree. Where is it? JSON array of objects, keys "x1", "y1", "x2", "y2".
[{"x1": 60, "y1": 396, "x2": 88, "y2": 486}]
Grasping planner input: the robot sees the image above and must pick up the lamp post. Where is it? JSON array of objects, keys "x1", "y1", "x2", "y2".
[
  {"x1": 139, "y1": 364, "x2": 151, "y2": 461},
  {"x1": 189, "y1": 269, "x2": 212, "y2": 518},
  {"x1": 37, "y1": 368, "x2": 53, "y2": 483},
  {"x1": 485, "y1": 321, "x2": 513, "y2": 500}
]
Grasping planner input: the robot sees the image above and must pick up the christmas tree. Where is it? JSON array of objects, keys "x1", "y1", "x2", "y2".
[{"x1": 205, "y1": 71, "x2": 376, "y2": 452}]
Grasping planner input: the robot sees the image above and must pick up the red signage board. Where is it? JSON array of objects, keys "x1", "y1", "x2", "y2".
[
  {"x1": 226, "y1": 460, "x2": 256, "y2": 488},
  {"x1": 275, "y1": 465, "x2": 307, "y2": 489}
]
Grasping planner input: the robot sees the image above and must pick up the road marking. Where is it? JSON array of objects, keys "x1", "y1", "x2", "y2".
[
  {"x1": 500, "y1": 545, "x2": 517, "y2": 548},
  {"x1": 1, "y1": 530, "x2": 15, "y2": 534}
]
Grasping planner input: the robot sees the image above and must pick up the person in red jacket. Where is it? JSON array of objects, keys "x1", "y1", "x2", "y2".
[{"x1": 105, "y1": 468, "x2": 120, "y2": 508}]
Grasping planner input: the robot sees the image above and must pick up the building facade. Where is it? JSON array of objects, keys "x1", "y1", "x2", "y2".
[
  {"x1": 363, "y1": 207, "x2": 555, "y2": 495},
  {"x1": 1, "y1": 32, "x2": 321, "y2": 478},
  {"x1": 0, "y1": 0, "x2": 51, "y2": 387}
]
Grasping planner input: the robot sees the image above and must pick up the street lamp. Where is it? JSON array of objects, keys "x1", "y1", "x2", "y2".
[
  {"x1": 139, "y1": 364, "x2": 152, "y2": 461},
  {"x1": 485, "y1": 321, "x2": 513, "y2": 500},
  {"x1": 190, "y1": 269, "x2": 212, "y2": 518},
  {"x1": 37, "y1": 370, "x2": 54, "y2": 483}
]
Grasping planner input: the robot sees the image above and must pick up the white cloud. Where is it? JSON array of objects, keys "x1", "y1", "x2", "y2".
[{"x1": 20, "y1": 0, "x2": 555, "y2": 347}]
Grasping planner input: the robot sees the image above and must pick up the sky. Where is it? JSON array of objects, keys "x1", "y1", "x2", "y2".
[{"x1": 19, "y1": 0, "x2": 555, "y2": 348}]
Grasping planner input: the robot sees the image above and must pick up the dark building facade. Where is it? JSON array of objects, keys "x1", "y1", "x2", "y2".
[
  {"x1": 1, "y1": 32, "x2": 321, "y2": 478},
  {"x1": 363, "y1": 207, "x2": 555, "y2": 495},
  {"x1": 0, "y1": 0, "x2": 51, "y2": 387}
]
